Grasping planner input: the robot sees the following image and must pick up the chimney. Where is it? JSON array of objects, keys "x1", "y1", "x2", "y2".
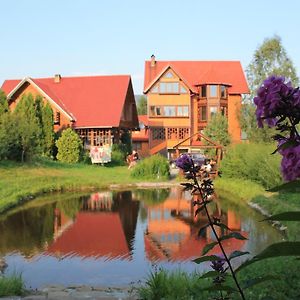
[
  {"x1": 54, "y1": 74, "x2": 61, "y2": 83},
  {"x1": 150, "y1": 54, "x2": 156, "y2": 67}
]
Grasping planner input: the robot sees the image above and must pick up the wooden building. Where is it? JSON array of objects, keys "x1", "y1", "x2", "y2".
[
  {"x1": 131, "y1": 114, "x2": 150, "y2": 158},
  {"x1": 144, "y1": 56, "x2": 249, "y2": 158},
  {"x1": 1, "y1": 75, "x2": 139, "y2": 147}
]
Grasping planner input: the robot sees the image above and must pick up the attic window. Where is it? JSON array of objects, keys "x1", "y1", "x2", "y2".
[
  {"x1": 54, "y1": 111, "x2": 60, "y2": 125},
  {"x1": 164, "y1": 71, "x2": 174, "y2": 79},
  {"x1": 180, "y1": 85, "x2": 188, "y2": 94}
]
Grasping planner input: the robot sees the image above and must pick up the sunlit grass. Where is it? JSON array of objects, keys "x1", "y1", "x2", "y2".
[{"x1": 0, "y1": 159, "x2": 163, "y2": 213}]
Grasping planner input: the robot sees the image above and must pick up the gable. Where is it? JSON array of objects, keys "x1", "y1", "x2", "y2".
[{"x1": 145, "y1": 66, "x2": 190, "y2": 94}]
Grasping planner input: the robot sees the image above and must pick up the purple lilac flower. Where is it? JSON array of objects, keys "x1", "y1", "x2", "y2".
[
  {"x1": 280, "y1": 144, "x2": 300, "y2": 181},
  {"x1": 211, "y1": 257, "x2": 226, "y2": 273},
  {"x1": 176, "y1": 154, "x2": 193, "y2": 172},
  {"x1": 253, "y1": 76, "x2": 296, "y2": 128}
]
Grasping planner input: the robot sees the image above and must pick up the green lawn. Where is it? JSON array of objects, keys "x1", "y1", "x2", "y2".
[{"x1": 0, "y1": 160, "x2": 160, "y2": 213}]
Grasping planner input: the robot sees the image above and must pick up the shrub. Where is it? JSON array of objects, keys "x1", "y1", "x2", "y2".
[
  {"x1": 131, "y1": 154, "x2": 169, "y2": 179},
  {"x1": 55, "y1": 128, "x2": 83, "y2": 163},
  {"x1": 111, "y1": 149, "x2": 126, "y2": 166},
  {"x1": 220, "y1": 143, "x2": 282, "y2": 189},
  {"x1": 0, "y1": 273, "x2": 25, "y2": 297}
]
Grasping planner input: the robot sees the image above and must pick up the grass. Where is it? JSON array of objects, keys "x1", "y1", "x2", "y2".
[
  {"x1": 138, "y1": 270, "x2": 210, "y2": 300},
  {"x1": 0, "y1": 159, "x2": 166, "y2": 213},
  {"x1": 0, "y1": 273, "x2": 25, "y2": 297}
]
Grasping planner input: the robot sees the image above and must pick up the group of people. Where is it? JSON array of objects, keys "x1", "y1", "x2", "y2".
[{"x1": 126, "y1": 150, "x2": 139, "y2": 169}]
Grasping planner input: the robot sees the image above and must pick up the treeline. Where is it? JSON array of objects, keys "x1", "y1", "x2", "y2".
[{"x1": 0, "y1": 91, "x2": 54, "y2": 162}]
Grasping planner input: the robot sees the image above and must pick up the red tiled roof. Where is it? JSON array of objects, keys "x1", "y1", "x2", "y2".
[
  {"x1": 1, "y1": 75, "x2": 133, "y2": 128},
  {"x1": 46, "y1": 212, "x2": 131, "y2": 259},
  {"x1": 138, "y1": 114, "x2": 149, "y2": 126},
  {"x1": 144, "y1": 61, "x2": 249, "y2": 94}
]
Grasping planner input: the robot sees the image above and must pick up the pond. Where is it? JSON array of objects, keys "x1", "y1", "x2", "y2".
[{"x1": 0, "y1": 187, "x2": 284, "y2": 289}]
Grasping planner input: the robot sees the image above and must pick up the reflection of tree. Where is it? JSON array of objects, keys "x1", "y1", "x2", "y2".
[
  {"x1": 56, "y1": 196, "x2": 84, "y2": 219},
  {"x1": 0, "y1": 203, "x2": 55, "y2": 256},
  {"x1": 112, "y1": 191, "x2": 140, "y2": 252},
  {"x1": 133, "y1": 189, "x2": 170, "y2": 205}
]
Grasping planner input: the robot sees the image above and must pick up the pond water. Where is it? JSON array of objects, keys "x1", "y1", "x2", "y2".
[{"x1": 0, "y1": 187, "x2": 284, "y2": 289}]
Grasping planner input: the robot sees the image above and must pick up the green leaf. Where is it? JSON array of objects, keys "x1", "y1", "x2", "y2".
[
  {"x1": 219, "y1": 232, "x2": 248, "y2": 242},
  {"x1": 198, "y1": 271, "x2": 220, "y2": 279},
  {"x1": 201, "y1": 285, "x2": 237, "y2": 293},
  {"x1": 255, "y1": 241, "x2": 300, "y2": 259},
  {"x1": 236, "y1": 242, "x2": 300, "y2": 273},
  {"x1": 262, "y1": 211, "x2": 300, "y2": 222},
  {"x1": 229, "y1": 251, "x2": 249, "y2": 261},
  {"x1": 271, "y1": 140, "x2": 299, "y2": 154},
  {"x1": 242, "y1": 275, "x2": 280, "y2": 289},
  {"x1": 193, "y1": 255, "x2": 220, "y2": 264},
  {"x1": 267, "y1": 180, "x2": 300, "y2": 193},
  {"x1": 202, "y1": 242, "x2": 219, "y2": 255}
]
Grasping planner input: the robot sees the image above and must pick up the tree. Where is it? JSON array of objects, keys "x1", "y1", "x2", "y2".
[
  {"x1": 56, "y1": 128, "x2": 83, "y2": 163},
  {"x1": 14, "y1": 93, "x2": 42, "y2": 162},
  {"x1": 203, "y1": 113, "x2": 231, "y2": 148},
  {"x1": 0, "y1": 90, "x2": 9, "y2": 116},
  {"x1": 42, "y1": 102, "x2": 54, "y2": 156},
  {"x1": 137, "y1": 96, "x2": 147, "y2": 115},
  {"x1": 241, "y1": 35, "x2": 299, "y2": 142}
]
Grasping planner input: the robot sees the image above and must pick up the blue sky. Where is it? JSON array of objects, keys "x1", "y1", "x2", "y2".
[{"x1": 1, "y1": 0, "x2": 300, "y2": 94}]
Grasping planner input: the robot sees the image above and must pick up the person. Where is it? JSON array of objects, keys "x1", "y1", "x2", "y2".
[{"x1": 128, "y1": 150, "x2": 139, "y2": 169}]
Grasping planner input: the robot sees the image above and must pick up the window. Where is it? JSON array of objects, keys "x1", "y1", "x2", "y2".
[
  {"x1": 164, "y1": 71, "x2": 174, "y2": 78},
  {"x1": 221, "y1": 85, "x2": 227, "y2": 98},
  {"x1": 152, "y1": 128, "x2": 165, "y2": 140},
  {"x1": 177, "y1": 106, "x2": 189, "y2": 117},
  {"x1": 159, "y1": 82, "x2": 179, "y2": 94},
  {"x1": 180, "y1": 85, "x2": 188, "y2": 94},
  {"x1": 209, "y1": 85, "x2": 218, "y2": 97},
  {"x1": 199, "y1": 106, "x2": 207, "y2": 121},
  {"x1": 150, "y1": 106, "x2": 162, "y2": 116},
  {"x1": 200, "y1": 85, "x2": 207, "y2": 98},
  {"x1": 164, "y1": 106, "x2": 176, "y2": 116},
  {"x1": 54, "y1": 111, "x2": 60, "y2": 125},
  {"x1": 151, "y1": 84, "x2": 159, "y2": 93},
  {"x1": 221, "y1": 106, "x2": 227, "y2": 116},
  {"x1": 210, "y1": 106, "x2": 218, "y2": 117}
]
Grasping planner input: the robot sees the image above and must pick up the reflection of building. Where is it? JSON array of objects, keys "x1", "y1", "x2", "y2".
[
  {"x1": 144, "y1": 187, "x2": 247, "y2": 261},
  {"x1": 46, "y1": 191, "x2": 139, "y2": 260}
]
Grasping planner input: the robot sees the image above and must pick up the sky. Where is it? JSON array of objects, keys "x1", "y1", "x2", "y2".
[{"x1": 1, "y1": 0, "x2": 300, "y2": 94}]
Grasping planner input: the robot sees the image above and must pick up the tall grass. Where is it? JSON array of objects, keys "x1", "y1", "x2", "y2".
[
  {"x1": 220, "y1": 143, "x2": 282, "y2": 189},
  {"x1": 131, "y1": 154, "x2": 170, "y2": 180},
  {"x1": 138, "y1": 270, "x2": 210, "y2": 300},
  {"x1": 0, "y1": 273, "x2": 25, "y2": 297}
]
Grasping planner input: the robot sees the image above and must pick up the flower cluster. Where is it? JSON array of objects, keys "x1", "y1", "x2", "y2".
[
  {"x1": 280, "y1": 144, "x2": 300, "y2": 181},
  {"x1": 175, "y1": 154, "x2": 194, "y2": 172},
  {"x1": 254, "y1": 76, "x2": 300, "y2": 128},
  {"x1": 254, "y1": 75, "x2": 300, "y2": 181}
]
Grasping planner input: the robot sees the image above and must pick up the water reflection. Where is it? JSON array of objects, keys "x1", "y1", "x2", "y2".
[{"x1": 0, "y1": 187, "x2": 283, "y2": 288}]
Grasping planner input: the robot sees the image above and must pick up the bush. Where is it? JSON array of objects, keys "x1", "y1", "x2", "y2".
[
  {"x1": 131, "y1": 154, "x2": 169, "y2": 179},
  {"x1": 111, "y1": 149, "x2": 126, "y2": 166},
  {"x1": 220, "y1": 143, "x2": 282, "y2": 189},
  {"x1": 0, "y1": 273, "x2": 25, "y2": 297},
  {"x1": 55, "y1": 128, "x2": 83, "y2": 163}
]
